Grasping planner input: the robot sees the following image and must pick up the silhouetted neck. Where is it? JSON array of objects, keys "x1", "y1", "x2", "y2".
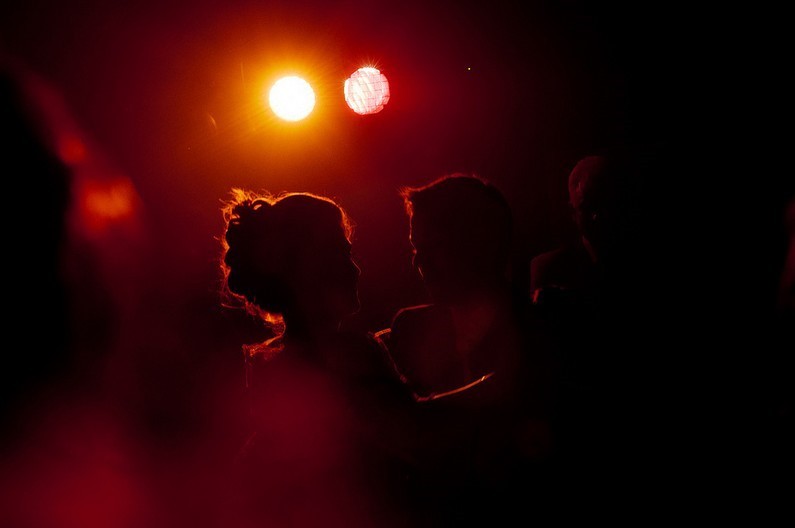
[
  {"x1": 282, "y1": 313, "x2": 341, "y2": 348},
  {"x1": 442, "y1": 280, "x2": 512, "y2": 309}
]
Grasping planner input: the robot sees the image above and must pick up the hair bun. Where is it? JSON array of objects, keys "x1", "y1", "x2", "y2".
[
  {"x1": 226, "y1": 199, "x2": 272, "y2": 247},
  {"x1": 231, "y1": 199, "x2": 270, "y2": 224}
]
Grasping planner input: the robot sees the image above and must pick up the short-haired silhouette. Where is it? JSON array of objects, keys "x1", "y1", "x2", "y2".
[
  {"x1": 375, "y1": 173, "x2": 552, "y2": 524},
  {"x1": 220, "y1": 189, "x2": 412, "y2": 527},
  {"x1": 531, "y1": 153, "x2": 646, "y2": 294},
  {"x1": 528, "y1": 151, "x2": 678, "y2": 503},
  {"x1": 402, "y1": 173, "x2": 513, "y2": 305},
  {"x1": 377, "y1": 173, "x2": 518, "y2": 399}
]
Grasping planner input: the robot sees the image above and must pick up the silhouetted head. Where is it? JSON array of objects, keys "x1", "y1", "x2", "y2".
[
  {"x1": 402, "y1": 173, "x2": 512, "y2": 303},
  {"x1": 221, "y1": 190, "x2": 360, "y2": 337},
  {"x1": 568, "y1": 154, "x2": 645, "y2": 265}
]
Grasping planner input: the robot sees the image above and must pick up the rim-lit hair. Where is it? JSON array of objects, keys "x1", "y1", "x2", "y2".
[
  {"x1": 400, "y1": 172, "x2": 513, "y2": 263},
  {"x1": 401, "y1": 172, "x2": 511, "y2": 223},
  {"x1": 219, "y1": 188, "x2": 353, "y2": 337}
]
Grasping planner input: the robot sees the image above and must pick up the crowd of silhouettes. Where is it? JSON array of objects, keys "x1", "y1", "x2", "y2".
[
  {"x1": 216, "y1": 150, "x2": 794, "y2": 524},
  {"x1": 2, "y1": 50, "x2": 791, "y2": 526}
]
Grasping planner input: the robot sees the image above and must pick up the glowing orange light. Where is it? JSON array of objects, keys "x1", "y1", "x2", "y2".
[
  {"x1": 344, "y1": 67, "x2": 390, "y2": 115},
  {"x1": 76, "y1": 177, "x2": 137, "y2": 235},
  {"x1": 268, "y1": 76, "x2": 316, "y2": 121}
]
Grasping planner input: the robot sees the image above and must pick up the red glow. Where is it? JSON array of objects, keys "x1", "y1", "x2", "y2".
[
  {"x1": 344, "y1": 67, "x2": 390, "y2": 115},
  {"x1": 57, "y1": 134, "x2": 87, "y2": 165}
]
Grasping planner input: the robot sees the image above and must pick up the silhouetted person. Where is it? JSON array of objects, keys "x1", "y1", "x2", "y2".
[
  {"x1": 219, "y1": 189, "x2": 413, "y2": 527},
  {"x1": 762, "y1": 192, "x2": 794, "y2": 504},
  {"x1": 375, "y1": 173, "x2": 553, "y2": 524},
  {"x1": 772, "y1": 193, "x2": 794, "y2": 475},
  {"x1": 0, "y1": 55, "x2": 70, "y2": 428},
  {"x1": 530, "y1": 153, "x2": 647, "y2": 295},
  {"x1": 0, "y1": 52, "x2": 158, "y2": 528},
  {"x1": 778, "y1": 195, "x2": 795, "y2": 316},
  {"x1": 744, "y1": 192, "x2": 794, "y2": 506},
  {"x1": 379, "y1": 175, "x2": 519, "y2": 394},
  {"x1": 528, "y1": 151, "x2": 690, "y2": 508}
]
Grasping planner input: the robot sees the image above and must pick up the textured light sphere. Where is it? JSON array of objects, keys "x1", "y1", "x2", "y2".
[
  {"x1": 268, "y1": 76, "x2": 316, "y2": 121},
  {"x1": 344, "y1": 67, "x2": 390, "y2": 115}
]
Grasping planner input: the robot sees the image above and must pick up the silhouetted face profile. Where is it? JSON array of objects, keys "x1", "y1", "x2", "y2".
[
  {"x1": 404, "y1": 174, "x2": 512, "y2": 303},
  {"x1": 568, "y1": 155, "x2": 645, "y2": 266},
  {"x1": 223, "y1": 192, "x2": 360, "y2": 333}
]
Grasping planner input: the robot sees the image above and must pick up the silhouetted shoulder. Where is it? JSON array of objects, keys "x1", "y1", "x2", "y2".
[
  {"x1": 378, "y1": 303, "x2": 440, "y2": 362},
  {"x1": 389, "y1": 304, "x2": 452, "y2": 353},
  {"x1": 378, "y1": 304, "x2": 461, "y2": 397},
  {"x1": 391, "y1": 303, "x2": 439, "y2": 327},
  {"x1": 530, "y1": 242, "x2": 594, "y2": 292},
  {"x1": 377, "y1": 303, "x2": 445, "y2": 354},
  {"x1": 316, "y1": 330, "x2": 398, "y2": 385}
]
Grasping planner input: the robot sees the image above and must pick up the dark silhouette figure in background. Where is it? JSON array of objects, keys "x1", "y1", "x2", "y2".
[
  {"x1": 220, "y1": 189, "x2": 412, "y2": 527},
  {"x1": 765, "y1": 193, "x2": 795, "y2": 502},
  {"x1": 774, "y1": 194, "x2": 794, "y2": 464},
  {"x1": 778, "y1": 196, "x2": 795, "y2": 315},
  {"x1": 530, "y1": 154, "x2": 646, "y2": 294},
  {"x1": 748, "y1": 193, "x2": 795, "y2": 508},
  {"x1": 375, "y1": 173, "x2": 554, "y2": 524},
  {"x1": 528, "y1": 151, "x2": 688, "y2": 508},
  {"x1": 0, "y1": 53, "x2": 155, "y2": 528},
  {"x1": 0, "y1": 56, "x2": 70, "y2": 430}
]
